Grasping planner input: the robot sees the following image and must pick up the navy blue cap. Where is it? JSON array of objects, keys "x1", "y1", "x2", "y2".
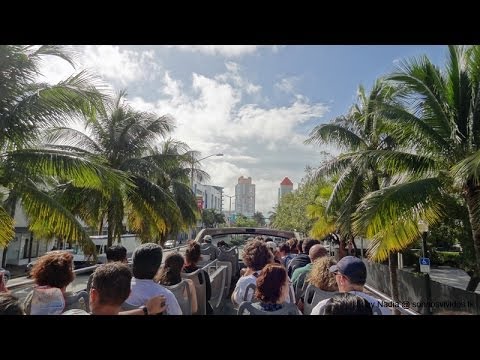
[{"x1": 329, "y1": 256, "x2": 367, "y2": 284}]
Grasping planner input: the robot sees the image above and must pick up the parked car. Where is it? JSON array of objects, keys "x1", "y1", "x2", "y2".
[
  {"x1": 0, "y1": 267, "x2": 10, "y2": 284},
  {"x1": 25, "y1": 261, "x2": 35, "y2": 277},
  {"x1": 164, "y1": 240, "x2": 175, "y2": 249}
]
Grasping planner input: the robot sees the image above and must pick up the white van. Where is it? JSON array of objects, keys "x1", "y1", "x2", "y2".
[{"x1": 71, "y1": 234, "x2": 141, "y2": 266}]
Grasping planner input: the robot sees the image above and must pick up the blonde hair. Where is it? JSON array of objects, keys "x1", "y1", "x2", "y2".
[{"x1": 306, "y1": 256, "x2": 338, "y2": 292}]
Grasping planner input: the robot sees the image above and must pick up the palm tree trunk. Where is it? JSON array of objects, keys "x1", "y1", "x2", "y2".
[
  {"x1": 388, "y1": 252, "x2": 400, "y2": 315},
  {"x1": 106, "y1": 204, "x2": 116, "y2": 247},
  {"x1": 28, "y1": 232, "x2": 33, "y2": 262},
  {"x1": 465, "y1": 181, "x2": 480, "y2": 292},
  {"x1": 1, "y1": 246, "x2": 8, "y2": 267}
]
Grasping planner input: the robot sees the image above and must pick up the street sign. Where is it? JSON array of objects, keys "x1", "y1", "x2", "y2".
[{"x1": 419, "y1": 257, "x2": 430, "y2": 273}]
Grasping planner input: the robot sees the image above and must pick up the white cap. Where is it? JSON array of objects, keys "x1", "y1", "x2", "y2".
[{"x1": 203, "y1": 235, "x2": 212, "y2": 243}]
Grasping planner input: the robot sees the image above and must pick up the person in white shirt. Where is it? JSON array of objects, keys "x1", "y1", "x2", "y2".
[
  {"x1": 310, "y1": 256, "x2": 391, "y2": 315},
  {"x1": 124, "y1": 243, "x2": 182, "y2": 315}
]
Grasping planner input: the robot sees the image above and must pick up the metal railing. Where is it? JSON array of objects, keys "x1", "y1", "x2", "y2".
[
  {"x1": 6, "y1": 244, "x2": 188, "y2": 292},
  {"x1": 364, "y1": 284, "x2": 419, "y2": 315}
]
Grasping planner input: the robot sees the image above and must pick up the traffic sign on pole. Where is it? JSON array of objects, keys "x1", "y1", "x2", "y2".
[{"x1": 419, "y1": 257, "x2": 430, "y2": 273}]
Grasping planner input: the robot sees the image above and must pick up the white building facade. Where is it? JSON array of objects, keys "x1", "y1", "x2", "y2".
[{"x1": 235, "y1": 176, "x2": 255, "y2": 217}]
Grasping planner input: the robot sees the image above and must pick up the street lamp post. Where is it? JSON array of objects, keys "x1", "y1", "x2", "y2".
[
  {"x1": 224, "y1": 194, "x2": 235, "y2": 225},
  {"x1": 189, "y1": 153, "x2": 223, "y2": 239},
  {"x1": 418, "y1": 220, "x2": 432, "y2": 315}
]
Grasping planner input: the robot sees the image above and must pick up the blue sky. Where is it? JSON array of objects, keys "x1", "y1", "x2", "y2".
[{"x1": 40, "y1": 45, "x2": 447, "y2": 215}]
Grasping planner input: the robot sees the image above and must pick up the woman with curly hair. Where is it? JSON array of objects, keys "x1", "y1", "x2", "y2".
[
  {"x1": 155, "y1": 252, "x2": 197, "y2": 314},
  {"x1": 297, "y1": 256, "x2": 338, "y2": 313},
  {"x1": 306, "y1": 257, "x2": 339, "y2": 292},
  {"x1": 24, "y1": 251, "x2": 88, "y2": 315},
  {"x1": 231, "y1": 239, "x2": 272, "y2": 307}
]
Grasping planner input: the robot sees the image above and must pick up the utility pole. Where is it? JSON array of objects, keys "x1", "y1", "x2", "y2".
[{"x1": 224, "y1": 194, "x2": 235, "y2": 226}]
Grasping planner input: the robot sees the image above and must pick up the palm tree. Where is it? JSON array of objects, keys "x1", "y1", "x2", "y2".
[
  {"x1": 306, "y1": 79, "x2": 397, "y2": 249},
  {"x1": 353, "y1": 45, "x2": 480, "y2": 291},
  {"x1": 253, "y1": 211, "x2": 266, "y2": 227},
  {"x1": 149, "y1": 139, "x2": 206, "y2": 243},
  {"x1": 0, "y1": 45, "x2": 124, "y2": 265},
  {"x1": 306, "y1": 79, "x2": 402, "y2": 310},
  {"x1": 46, "y1": 90, "x2": 180, "y2": 247}
]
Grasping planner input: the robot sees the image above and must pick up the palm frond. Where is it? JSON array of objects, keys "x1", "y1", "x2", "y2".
[
  {"x1": 44, "y1": 127, "x2": 102, "y2": 153},
  {"x1": 446, "y1": 45, "x2": 471, "y2": 143},
  {"x1": 6, "y1": 148, "x2": 130, "y2": 196},
  {"x1": 451, "y1": 150, "x2": 480, "y2": 186},
  {"x1": 389, "y1": 56, "x2": 452, "y2": 140},
  {"x1": 305, "y1": 124, "x2": 366, "y2": 151},
  {"x1": 353, "y1": 178, "x2": 445, "y2": 259},
  {"x1": 0, "y1": 205, "x2": 15, "y2": 247},
  {"x1": 20, "y1": 181, "x2": 94, "y2": 253},
  {"x1": 352, "y1": 150, "x2": 439, "y2": 177},
  {"x1": 378, "y1": 102, "x2": 451, "y2": 154}
]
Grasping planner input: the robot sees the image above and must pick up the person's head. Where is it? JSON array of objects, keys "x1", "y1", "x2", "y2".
[
  {"x1": 265, "y1": 241, "x2": 277, "y2": 257},
  {"x1": 306, "y1": 257, "x2": 338, "y2": 292},
  {"x1": 155, "y1": 252, "x2": 185, "y2": 286},
  {"x1": 132, "y1": 243, "x2": 163, "y2": 279},
  {"x1": 255, "y1": 263, "x2": 289, "y2": 304},
  {"x1": 90, "y1": 262, "x2": 132, "y2": 313},
  {"x1": 286, "y1": 238, "x2": 297, "y2": 254},
  {"x1": 309, "y1": 244, "x2": 328, "y2": 262},
  {"x1": 217, "y1": 240, "x2": 228, "y2": 248},
  {"x1": 106, "y1": 245, "x2": 127, "y2": 263},
  {"x1": 31, "y1": 251, "x2": 74, "y2": 289},
  {"x1": 185, "y1": 240, "x2": 201, "y2": 265},
  {"x1": 296, "y1": 239, "x2": 304, "y2": 254},
  {"x1": 0, "y1": 293, "x2": 24, "y2": 315},
  {"x1": 302, "y1": 238, "x2": 320, "y2": 254},
  {"x1": 329, "y1": 256, "x2": 367, "y2": 292},
  {"x1": 278, "y1": 243, "x2": 290, "y2": 256},
  {"x1": 203, "y1": 235, "x2": 213, "y2": 244},
  {"x1": 242, "y1": 239, "x2": 273, "y2": 271},
  {"x1": 322, "y1": 292, "x2": 373, "y2": 315}
]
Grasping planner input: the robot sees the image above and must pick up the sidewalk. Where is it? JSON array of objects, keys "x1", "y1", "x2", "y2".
[{"x1": 403, "y1": 266, "x2": 480, "y2": 294}]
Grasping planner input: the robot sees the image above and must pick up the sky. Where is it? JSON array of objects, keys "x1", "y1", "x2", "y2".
[{"x1": 39, "y1": 45, "x2": 447, "y2": 215}]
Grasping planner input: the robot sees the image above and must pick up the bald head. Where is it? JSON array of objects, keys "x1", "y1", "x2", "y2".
[{"x1": 309, "y1": 244, "x2": 328, "y2": 262}]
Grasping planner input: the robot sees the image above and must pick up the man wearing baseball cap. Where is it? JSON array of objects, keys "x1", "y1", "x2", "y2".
[
  {"x1": 310, "y1": 256, "x2": 391, "y2": 315},
  {"x1": 199, "y1": 234, "x2": 220, "y2": 260}
]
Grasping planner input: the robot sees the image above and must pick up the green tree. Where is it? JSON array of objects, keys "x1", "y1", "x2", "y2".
[
  {"x1": 353, "y1": 46, "x2": 480, "y2": 291},
  {"x1": 234, "y1": 214, "x2": 257, "y2": 227},
  {"x1": 271, "y1": 170, "x2": 318, "y2": 233},
  {"x1": 253, "y1": 211, "x2": 266, "y2": 227},
  {"x1": 201, "y1": 208, "x2": 226, "y2": 228},
  {"x1": 0, "y1": 45, "x2": 123, "y2": 264}
]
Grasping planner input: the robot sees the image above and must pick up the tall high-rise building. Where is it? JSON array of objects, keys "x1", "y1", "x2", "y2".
[
  {"x1": 235, "y1": 176, "x2": 255, "y2": 217},
  {"x1": 278, "y1": 177, "x2": 293, "y2": 202}
]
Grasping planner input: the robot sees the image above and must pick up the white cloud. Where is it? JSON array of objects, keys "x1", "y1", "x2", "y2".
[
  {"x1": 215, "y1": 61, "x2": 261, "y2": 95},
  {"x1": 275, "y1": 76, "x2": 300, "y2": 94},
  {"x1": 81, "y1": 46, "x2": 160, "y2": 85},
  {"x1": 128, "y1": 65, "x2": 328, "y2": 214},
  {"x1": 168, "y1": 45, "x2": 280, "y2": 57}
]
